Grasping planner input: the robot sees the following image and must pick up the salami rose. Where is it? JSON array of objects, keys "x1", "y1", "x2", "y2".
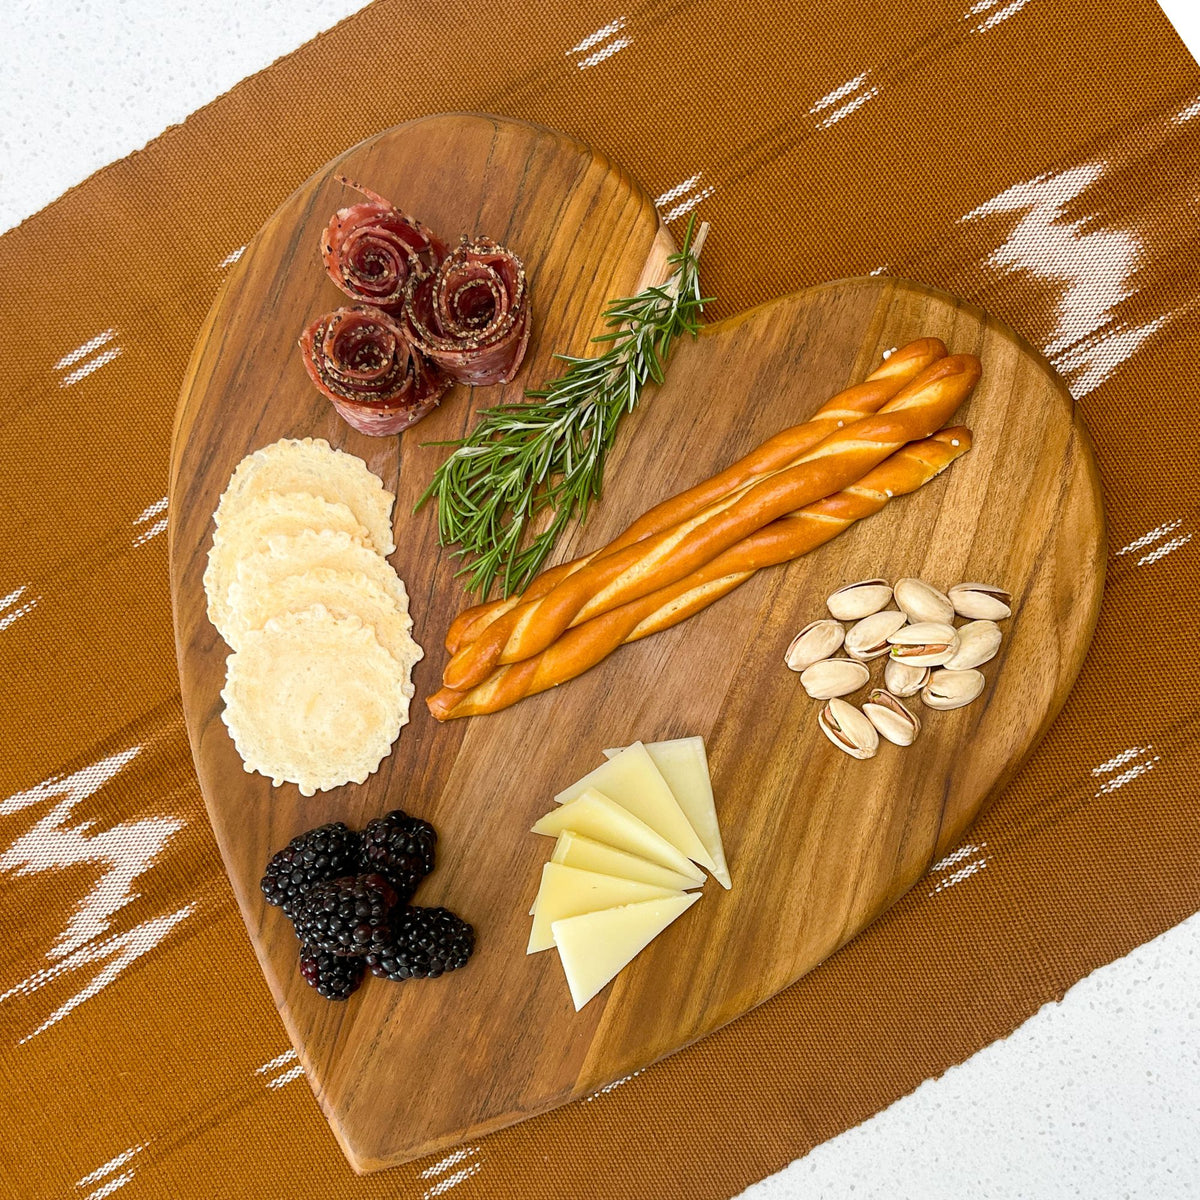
[
  {"x1": 299, "y1": 306, "x2": 451, "y2": 436},
  {"x1": 321, "y1": 181, "x2": 447, "y2": 314},
  {"x1": 404, "y1": 237, "x2": 531, "y2": 386}
]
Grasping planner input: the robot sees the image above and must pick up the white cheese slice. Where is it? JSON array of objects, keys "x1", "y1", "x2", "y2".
[
  {"x1": 604, "y1": 737, "x2": 731, "y2": 889},
  {"x1": 531, "y1": 789, "x2": 705, "y2": 883},
  {"x1": 552, "y1": 893, "x2": 702, "y2": 1011},
  {"x1": 555, "y1": 742, "x2": 718, "y2": 876},
  {"x1": 551, "y1": 831, "x2": 702, "y2": 892},
  {"x1": 527, "y1": 863, "x2": 680, "y2": 953}
]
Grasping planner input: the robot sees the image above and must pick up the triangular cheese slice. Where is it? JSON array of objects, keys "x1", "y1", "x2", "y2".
[
  {"x1": 604, "y1": 737, "x2": 730, "y2": 889},
  {"x1": 551, "y1": 831, "x2": 702, "y2": 892},
  {"x1": 552, "y1": 893, "x2": 702, "y2": 1011},
  {"x1": 527, "y1": 863, "x2": 681, "y2": 953},
  {"x1": 531, "y1": 789, "x2": 705, "y2": 884},
  {"x1": 555, "y1": 742, "x2": 718, "y2": 875}
]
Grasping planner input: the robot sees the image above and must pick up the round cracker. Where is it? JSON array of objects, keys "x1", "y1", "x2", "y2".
[
  {"x1": 204, "y1": 491, "x2": 370, "y2": 638},
  {"x1": 230, "y1": 566, "x2": 423, "y2": 686},
  {"x1": 215, "y1": 437, "x2": 396, "y2": 556},
  {"x1": 226, "y1": 529, "x2": 410, "y2": 645},
  {"x1": 220, "y1": 606, "x2": 409, "y2": 796}
]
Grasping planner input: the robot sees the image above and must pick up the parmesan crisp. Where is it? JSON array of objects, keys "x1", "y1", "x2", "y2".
[
  {"x1": 207, "y1": 439, "x2": 422, "y2": 793},
  {"x1": 225, "y1": 528, "x2": 413, "y2": 647},
  {"x1": 220, "y1": 607, "x2": 409, "y2": 796},
  {"x1": 214, "y1": 437, "x2": 396, "y2": 556},
  {"x1": 232, "y1": 566, "x2": 421, "y2": 688},
  {"x1": 203, "y1": 491, "x2": 369, "y2": 638}
]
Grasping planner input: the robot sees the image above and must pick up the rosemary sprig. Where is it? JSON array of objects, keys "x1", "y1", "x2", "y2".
[{"x1": 418, "y1": 215, "x2": 712, "y2": 598}]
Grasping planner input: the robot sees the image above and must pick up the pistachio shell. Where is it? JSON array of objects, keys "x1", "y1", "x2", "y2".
[
  {"x1": 863, "y1": 689, "x2": 921, "y2": 746},
  {"x1": 785, "y1": 619, "x2": 845, "y2": 672},
  {"x1": 893, "y1": 577, "x2": 954, "y2": 625},
  {"x1": 826, "y1": 579, "x2": 893, "y2": 621},
  {"x1": 817, "y1": 697, "x2": 879, "y2": 759},
  {"x1": 943, "y1": 620, "x2": 1002, "y2": 670},
  {"x1": 799, "y1": 657, "x2": 871, "y2": 700},
  {"x1": 921, "y1": 668, "x2": 986, "y2": 710},
  {"x1": 844, "y1": 610, "x2": 907, "y2": 661},
  {"x1": 884, "y1": 657, "x2": 930, "y2": 698},
  {"x1": 887, "y1": 621, "x2": 960, "y2": 667},
  {"x1": 949, "y1": 582, "x2": 1012, "y2": 620}
]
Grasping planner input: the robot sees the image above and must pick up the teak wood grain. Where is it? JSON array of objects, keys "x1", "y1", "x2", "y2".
[{"x1": 169, "y1": 114, "x2": 1104, "y2": 1174}]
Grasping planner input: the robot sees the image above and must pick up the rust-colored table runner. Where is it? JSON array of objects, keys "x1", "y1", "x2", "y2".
[{"x1": 2, "y1": 1, "x2": 1199, "y2": 1195}]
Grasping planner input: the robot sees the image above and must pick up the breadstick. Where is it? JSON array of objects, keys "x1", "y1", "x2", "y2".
[
  {"x1": 444, "y1": 337, "x2": 946, "y2": 652},
  {"x1": 427, "y1": 427, "x2": 972, "y2": 718},
  {"x1": 441, "y1": 354, "x2": 980, "y2": 692}
]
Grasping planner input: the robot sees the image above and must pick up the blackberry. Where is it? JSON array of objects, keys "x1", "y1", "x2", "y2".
[
  {"x1": 299, "y1": 946, "x2": 366, "y2": 1001},
  {"x1": 365, "y1": 906, "x2": 475, "y2": 980},
  {"x1": 260, "y1": 822, "x2": 362, "y2": 919},
  {"x1": 358, "y1": 809, "x2": 437, "y2": 902},
  {"x1": 293, "y1": 874, "x2": 398, "y2": 956}
]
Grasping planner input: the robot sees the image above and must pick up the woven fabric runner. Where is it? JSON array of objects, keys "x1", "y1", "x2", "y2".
[{"x1": 2, "y1": 0, "x2": 1198, "y2": 1194}]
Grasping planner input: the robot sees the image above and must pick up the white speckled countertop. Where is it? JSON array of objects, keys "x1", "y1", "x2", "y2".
[{"x1": 4, "y1": 3, "x2": 1197, "y2": 1195}]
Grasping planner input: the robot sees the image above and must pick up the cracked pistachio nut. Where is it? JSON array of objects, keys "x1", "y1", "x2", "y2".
[
  {"x1": 893, "y1": 577, "x2": 954, "y2": 625},
  {"x1": 949, "y1": 582, "x2": 1012, "y2": 620},
  {"x1": 887, "y1": 621, "x2": 960, "y2": 667},
  {"x1": 884, "y1": 657, "x2": 930, "y2": 697},
  {"x1": 921, "y1": 668, "x2": 985, "y2": 710},
  {"x1": 863, "y1": 689, "x2": 921, "y2": 746},
  {"x1": 818, "y1": 697, "x2": 879, "y2": 759},
  {"x1": 799, "y1": 657, "x2": 870, "y2": 700},
  {"x1": 944, "y1": 620, "x2": 1002, "y2": 670},
  {"x1": 826, "y1": 579, "x2": 893, "y2": 621},
  {"x1": 785, "y1": 619, "x2": 845, "y2": 672},
  {"x1": 844, "y1": 610, "x2": 908, "y2": 661}
]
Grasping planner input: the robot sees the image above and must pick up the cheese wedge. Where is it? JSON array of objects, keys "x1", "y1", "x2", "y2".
[
  {"x1": 552, "y1": 893, "x2": 702, "y2": 1011},
  {"x1": 551, "y1": 831, "x2": 702, "y2": 892},
  {"x1": 555, "y1": 743, "x2": 718, "y2": 875},
  {"x1": 527, "y1": 863, "x2": 680, "y2": 953},
  {"x1": 531, "y1": 789, "x2": 705, "y2": 883},
  {"x1": 604, "y1": 737, "x2": 730, "y2": 889}
]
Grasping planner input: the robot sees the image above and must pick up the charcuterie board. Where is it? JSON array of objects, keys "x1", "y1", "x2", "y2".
[{"x1": 168, "y1": 113, "x2": 1104, "y2": 1173}]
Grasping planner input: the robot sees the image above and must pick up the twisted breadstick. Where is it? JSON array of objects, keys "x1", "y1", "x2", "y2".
[
  {"x1": 427, "y1": 427, "x2": 972, "y2": 718},
  {"x1": 441, "y1": 354, "x2": 981, "y2": 692},
  {"x1": 445, "y1": 337, "x2": 946, "y2": 652}
]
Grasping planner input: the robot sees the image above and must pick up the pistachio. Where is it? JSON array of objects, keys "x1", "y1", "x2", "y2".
[
  {"x1": 785, "y1": 619, "x2": 845, "y2": 672},
  {"x1": 949, "y1": 582, "x2": 1012, "y2": 620},
  {"x1": 893, "y1": 577, "x2": 954, "y2": 625},
  {"x1": 884, "y1": 657, "x2": 931, "y2": 697},
  {"x1": 943, "y1": 620, "x2": 1002, "y2": 670},
  {"x1": 844, "y1": 610, "x2": 908, "y2": 661},
  {"x1": 863, "y1": 689, "x2": 921, "y2": 746},
  {"x1": 799, "y1": 657, "x2": 871, "y2": 699},
  {"x1": 886, "y1": 621, "x2": 960, "y2": 667},
  {"x1": 826, "y1": 578, "x2": 893, "y2": 621},
  {"x1": 921, "y1": 668, "x2": 985, "y2": 710},
  {"x1": 817, "y1": 697, "x2": 879, "y2": 759}
]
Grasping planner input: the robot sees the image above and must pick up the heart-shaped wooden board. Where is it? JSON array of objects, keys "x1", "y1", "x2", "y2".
[{"x1": 169, "y1": 114, "x2": 1104, "y2": 1173}]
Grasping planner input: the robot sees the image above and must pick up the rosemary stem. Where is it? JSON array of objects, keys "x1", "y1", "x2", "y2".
[{"x1": 420, "y1": 214, "x2": 713, "y2": 598}]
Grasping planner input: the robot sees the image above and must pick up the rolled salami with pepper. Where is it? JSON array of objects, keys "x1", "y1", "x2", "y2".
[
  {"x1": 299, "y1": 306, "x2": 450, "y2": 436},
  {"x1": 321, "y1": 180, "x2": 447, "y2": 313},
  {"x1": 404, "y1": 236, "x2": 531, "y2": 386}
]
